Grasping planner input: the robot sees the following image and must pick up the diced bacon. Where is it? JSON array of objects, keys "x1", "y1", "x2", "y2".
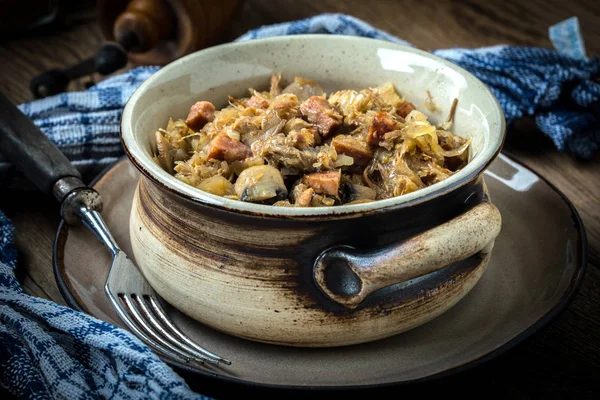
[
  {"x1": 367, "y1": 111, "x2": 397, "y2": 146},
  {"x1": 299, "y1": 96, "x2": 342, "y2": 137},
  {"x1": 207, "y1": 133, "x2": 252, "y2": 163},
  {"x1": 246, "y1": 95, "x2": 269, "y2": 109},
  {"x1": 302, "y1": 170, "x2": 341, "y2": 197},
  {"x1": 397, "y1": 101, "x2": 416, "y2": 118},
  {"x1": 331, "y1": 135, "x2": 373, "y2": 166},
  {"x1": 185, "y1": 101, "x2": 215, "y2": 130},
  {"x1": 289, "y1": 128, "x2": 317, "y2": 150}
]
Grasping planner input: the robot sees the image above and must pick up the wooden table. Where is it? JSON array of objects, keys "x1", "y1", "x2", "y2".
[{"x1": 1, "y1": 1, "x2": 599, "y2": 398}]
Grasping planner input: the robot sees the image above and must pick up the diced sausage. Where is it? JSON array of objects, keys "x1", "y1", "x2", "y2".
[
  {"x1": 342, "y1": 182, "x2": 376, "y2": 203},
  {"x1": 302, "y1": 169, "x2": 341, "y2": 197},
  {"x1": 235, "y1": 165, "x2": 287, "y2": 202},
  {"x1": 367, "y1": 111, "x2": 397, "y2": 146},
  {"x1": 246, "y1": 95, "x2": 269, "y2": 109},
  {"x1": 299, "y1": 96, "x2": 342, "y2": 137},
  {"x1": 185, "y1": 101, "x2": 215, "y2": 130},
  {"x1": 289, "y1": 128, "x2": 317, "y2": 150},
  {"x1": 207, "y1": 133, "x2": 252, "y2": 163},
  {"x1": 331, "y1": 135, "x2": 373, "y2": 166},
  {"x1": 397, "y1": 101, "x2": 416, "y2": 118}
]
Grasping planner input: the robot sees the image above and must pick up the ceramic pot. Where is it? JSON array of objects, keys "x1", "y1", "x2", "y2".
[{"x1": 121, "y1": 35, "x2": 505, "y2": 347}]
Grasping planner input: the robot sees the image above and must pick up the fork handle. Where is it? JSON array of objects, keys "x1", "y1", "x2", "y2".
[
  {"x1": 0, "y1": 92, "x2": 85, "y2": 200},
  {"x1": 0, "y1": 92, "x2": 103, "y2": 223}
]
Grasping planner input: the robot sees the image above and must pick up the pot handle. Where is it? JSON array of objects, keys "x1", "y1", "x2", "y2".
[{"x1": 313, "y1": 201, "x2": 502, "y2": 309}]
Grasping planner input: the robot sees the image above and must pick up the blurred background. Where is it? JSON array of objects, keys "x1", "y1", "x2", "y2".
[{"x1": 1, "y1": 0, "x2": 598, "y2": 103}]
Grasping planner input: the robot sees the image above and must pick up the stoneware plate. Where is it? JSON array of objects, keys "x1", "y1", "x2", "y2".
[{"x1": 53, "y1": 153, "x2": 586, "y2": 390}]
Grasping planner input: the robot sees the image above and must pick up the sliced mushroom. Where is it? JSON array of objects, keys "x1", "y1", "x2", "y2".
[
  {"x1": 230, "y1": 156, "x2": 265, "y2": 175},
  {"x1": 342, "y1": 182, "x2": 376, "y2": 203},
  {"x1": 155, "y1": 130, "x2": 174, "y2": 172},
  {"x1": 234, "y1": 165, "x2": 288, "y2": 203},
  {"x1": 173, "y1": 147, "x2": 189, "y2": 162}
]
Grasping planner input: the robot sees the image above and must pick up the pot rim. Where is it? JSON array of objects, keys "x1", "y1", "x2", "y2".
[{"x1": 121, "y1": 35, "x2": 506, "y2": 219}]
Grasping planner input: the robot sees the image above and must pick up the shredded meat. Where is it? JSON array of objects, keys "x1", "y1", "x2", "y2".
[
  {"x1": 284, "y1": 118, "x2": 312, "y2": 133},
  {"x1": 291, "y1": 183, "x2": 315, "y2": 207},
  {"x1": 367, "y1": 111, "x2": 397, "y2": 146},
  {"x1": 251, "y1": 133, "x2": 337, "y2": 174},
  {"x1": 289, "y1": 128, "x2": 317, "y2": 150},
  {"x1": 271, "y1": 94, "x2": 299, "y2": 119},
  {"x1": 300, "y1": 96, "x2": 342, "y2": 137},
  {"x1": 154, "y1": 75, "x2": 471, "y2": 207}
]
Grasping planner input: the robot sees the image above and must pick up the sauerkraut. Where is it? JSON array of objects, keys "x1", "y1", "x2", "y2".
[{"x1": 153, "y1": 75, "x2": 471, "y2": 207}]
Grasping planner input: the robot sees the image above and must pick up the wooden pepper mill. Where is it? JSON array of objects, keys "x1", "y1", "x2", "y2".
[{"x1": 31, "y1": 0, "x2": 243, "y2": 98}]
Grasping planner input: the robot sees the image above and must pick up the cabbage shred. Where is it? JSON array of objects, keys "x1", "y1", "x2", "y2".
[{"x1": 153, "y1": 75, "x2": 471, "y2": 206}]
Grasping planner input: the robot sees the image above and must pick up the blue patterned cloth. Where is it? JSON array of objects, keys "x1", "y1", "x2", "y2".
[{"x1": 1, "y1": 13, "x2": 599, "y2": 399}]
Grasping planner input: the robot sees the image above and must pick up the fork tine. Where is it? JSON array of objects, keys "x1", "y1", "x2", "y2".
[
  {"x1": 107, "y1": 292, "x2": 193, "y2": 365},
  {"x1": 148, "y1": 296, "x2": 232, "y2": 365},
  {"x1": 86, "y1": 206, "x2": 227, "y2": 367},
  {"x1": 132, "y1": 295, "x2": 221, "y2": 364},
  {"x1": 121, "y1": 294, "x2": 205, "y2": 364}
]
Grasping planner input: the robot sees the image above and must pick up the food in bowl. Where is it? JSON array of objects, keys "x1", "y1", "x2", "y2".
[
  {"x1": 152, "y1": 74, "x2": 471, "y2": 207},
  {"x1": 123, "y1": 35, "x2": 505, "y2": 346}
]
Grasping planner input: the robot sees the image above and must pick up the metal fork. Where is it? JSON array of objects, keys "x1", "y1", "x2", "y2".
[
  {"x1": 0, "y1": 92, "x2": 231, "y2": 366},
  {"x1": 81, "y1": 208, "x2": 231, "y2": 366}
]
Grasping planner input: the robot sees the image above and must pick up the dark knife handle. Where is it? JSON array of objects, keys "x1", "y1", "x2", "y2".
[{"x1": 0, "y1": 92, "x2": 85, "y2": 201}]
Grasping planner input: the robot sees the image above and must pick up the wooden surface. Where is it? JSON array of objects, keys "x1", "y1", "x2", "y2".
[{"x1": 0, "y1": 0, "x2": 599, "y2": 398}]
